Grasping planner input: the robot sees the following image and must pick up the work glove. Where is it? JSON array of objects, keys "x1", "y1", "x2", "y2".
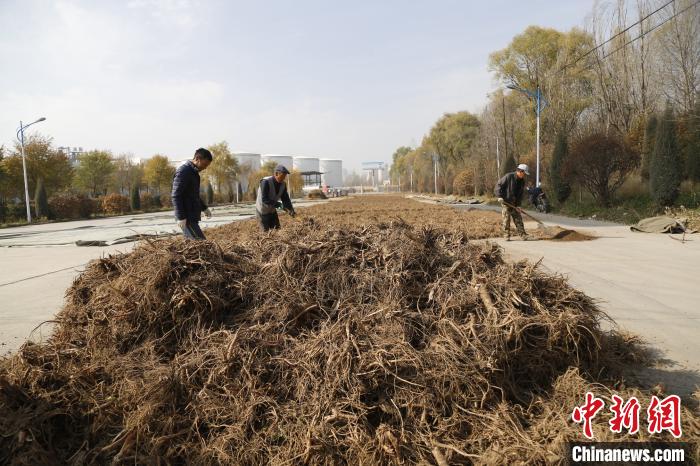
[
  {"x1": 275, "y1": 201, "x2": 283, "y2": 209},
  {"x1": 177, "y1": 219, "x2": 187, "y2": 229},
  {"x1": 204, "y1": 208, "x2": 212, "y2": 218},
  {"x1": 497, "y1": 197, "x2": 504, "y2": 205}
]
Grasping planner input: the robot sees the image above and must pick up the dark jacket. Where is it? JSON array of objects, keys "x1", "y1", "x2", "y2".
[
  {"x1": 495, "y1": 172, "x2": 525, "y2": 206},
  {"x1": 172, "y1": 161, "x2": 207, "y2": 222},
  {"x1": 255, "y1": 176, "x2": 293, "y2": 215}
]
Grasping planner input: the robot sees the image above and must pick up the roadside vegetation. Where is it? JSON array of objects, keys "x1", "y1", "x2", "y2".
[
  {"x1": 0, "y1": 140, "x2": 305, "y2": 227},
  {"x1": 385, "y1": 0, "x2": 699, "y2": 224}
]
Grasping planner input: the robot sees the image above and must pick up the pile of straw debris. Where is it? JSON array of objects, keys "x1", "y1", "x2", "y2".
[{"x1": 1, "y1": 219, "x2": 696, "y2": 464}]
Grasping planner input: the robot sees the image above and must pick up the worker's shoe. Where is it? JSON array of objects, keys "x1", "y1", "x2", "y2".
[
  {"x1": 503, "y1": 233, "x2": 511, "y2": 241},
  {"x1": 520, "y1": 234, "x2": 531, "y2": 241}
]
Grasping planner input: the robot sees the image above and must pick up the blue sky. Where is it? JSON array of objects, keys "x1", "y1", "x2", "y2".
[{"x1": 0, "y1": 0, "x2": 593, "y2": 171}]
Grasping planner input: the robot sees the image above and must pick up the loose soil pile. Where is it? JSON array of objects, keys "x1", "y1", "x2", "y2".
[
  {"x1": 547, "y1": 228, "x2": 594, "y2": 242},
  {"x1": 1, "y1": 199, "x2": 695, "y2": 465},
  {"x1": 529, "y1": 226, "x2": 594, "y2": 242}
]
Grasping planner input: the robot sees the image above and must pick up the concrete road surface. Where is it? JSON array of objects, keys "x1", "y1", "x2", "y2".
[{"x1": 456, "y1": 204, "x2": 700, "y2": 394}]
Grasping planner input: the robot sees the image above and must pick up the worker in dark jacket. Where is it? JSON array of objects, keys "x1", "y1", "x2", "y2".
[
  {"x1": 172, "y1": 148, "x2": 212, "y2": 240},
  {"x1": 256, "y1": 164, "x2": 295, "y2": 231},
  {"x1": 494, "y1": 163, "x2": 530, "y2": 241}
]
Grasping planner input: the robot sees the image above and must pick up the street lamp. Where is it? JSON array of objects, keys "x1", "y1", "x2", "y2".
[
  {"x1": 16, "y1": 117, "x2": 47, "y2": 223},
  {"x1": 506, "y1": 83, "x2": 547, "y2": 187},
  {"x1": 431, "y1": 153, "x2": 439, "y2": 195}
]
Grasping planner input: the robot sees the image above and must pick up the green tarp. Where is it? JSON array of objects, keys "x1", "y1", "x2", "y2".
[{"x1": 630, "y1": 216, "x2": 695, "y2": 234}]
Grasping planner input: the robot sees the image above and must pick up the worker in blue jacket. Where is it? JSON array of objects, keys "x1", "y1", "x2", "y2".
[{"x1": 172, "y1": 148, "x2": 212, "y2": 240}]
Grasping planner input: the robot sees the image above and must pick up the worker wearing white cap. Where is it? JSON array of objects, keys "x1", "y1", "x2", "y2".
[
  {"x1": 494, "y1": 164, "x2": 530, "y2": 241},
  {"x1": 255, "y1": 164, "x2": 296, "y2": 231}
]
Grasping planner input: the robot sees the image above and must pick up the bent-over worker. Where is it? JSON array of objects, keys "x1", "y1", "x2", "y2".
[
  {"x1": 172, "y1": 148, "x2": 213, "y2": 240},
  {"x1": 495, "y1": 163, "x2": 530, "y2": 241},
  {"x1": 256, "y1": 164, "x2": 296, "y2": 231}
]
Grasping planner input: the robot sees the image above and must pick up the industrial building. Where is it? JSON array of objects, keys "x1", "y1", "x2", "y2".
[
  {"x1": 362, "y1": 161, "x2": 385, "y2": 187},
  {"x1": 293, "y1": 157, "x2": 322, "y2": 190},
  {"x1": 260, "y1": 154, "x2": 294, "y2": 171},
  {"x1": 320, "y1": 159, "x2": 343, "y2": 188},
  {"x1": 57, "y1": 146, "x2": 85, "y2": 166},
  {"x1": 233, "y1": 152, "x2": 261, "y2": 193}
]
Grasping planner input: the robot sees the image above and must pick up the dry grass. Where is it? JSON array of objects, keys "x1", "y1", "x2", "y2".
[
  {"x1": 207, "y1": 196, "x2": 590, "y2": 243},
  {"x1": 0, "y1": 195, "x2": 694, "y2": 465},
  {"x1": 208, "y1": 195, "x2": 503, "y2": 242}
]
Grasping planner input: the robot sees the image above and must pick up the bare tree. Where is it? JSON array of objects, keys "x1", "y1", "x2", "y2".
[{"x1": 656, "y1": 0, "x2": 700, "y2": 113}]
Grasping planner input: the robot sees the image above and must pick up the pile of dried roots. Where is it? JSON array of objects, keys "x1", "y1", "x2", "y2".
[{"x1": 1, "y1": 219, "x2": 697, "y2": 464}]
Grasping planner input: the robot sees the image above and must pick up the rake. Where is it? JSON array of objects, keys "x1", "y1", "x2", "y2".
[{"x1": 500, "y1": 200, "x2": 572, "y2": 238}]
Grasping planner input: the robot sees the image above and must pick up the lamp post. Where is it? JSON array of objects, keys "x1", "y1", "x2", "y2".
[
  {"x1": 495, "y1": 136, "x2": 500, "y2": 176},
  {"x1": 506, "y1": 84, "x2": 547, "y2": 187},
  {"x1": 431, "y1": 153, "x2": 440, "y2": 195},
  {"x1": 16, "y1": 117, "x2": 47, "y2": 223}
]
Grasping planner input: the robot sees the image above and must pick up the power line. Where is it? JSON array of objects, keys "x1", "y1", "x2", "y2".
[
  {"x1": 0, "y1": 263, "x2": 87, "y2": 288},
  {"x1": 601, "y1": 0, "x2": 700, "y2": 59},
  {"x1": 558, "y1": 0, "x2": 675, "y2": 73}
]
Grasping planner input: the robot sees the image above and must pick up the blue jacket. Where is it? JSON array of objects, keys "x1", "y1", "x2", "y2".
[{"x1": 172, "y1": 161, "x2": 207, "y2": 222}]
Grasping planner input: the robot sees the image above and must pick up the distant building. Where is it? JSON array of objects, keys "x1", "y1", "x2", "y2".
[
  {"x1": 320, "y1": 159, "x2": 343, "y2": 188},
  {"x1": 57, "y1": 146, "x2": 85, "y2": 166},
  {"x1": 362, "y1": 161, "x2": 385, "y2": 186},
  {"x1": 293, "y1": 157, "x2": 322, "y2": 190},
  {"x1": 168, "y1": 158, "x2": 189, "y2": 169}
]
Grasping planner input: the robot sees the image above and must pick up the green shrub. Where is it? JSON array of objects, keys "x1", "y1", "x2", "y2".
[
  {"x1": 640, "y1": 114, "x2": 658, "y2": 181},
  {"x1": 549, "y1": 133, "x2": 572, "y2": 204},
  {"x1": 34, "y1": 179, "x2": 49, "y2": 219},
  {"x1": 650, "y1": 106, "x2": 682, "y2": 207},
  {"x1": 130, "y1": 185, "x2": 141, "y2": 211}
]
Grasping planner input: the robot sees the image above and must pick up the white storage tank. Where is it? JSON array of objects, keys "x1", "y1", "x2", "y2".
[
  {"x1": 234, "y1": 152, "x2": 261, "y2": 170},
  {"x1": 260, "y1": 154, "x2": 294, "y2": 172},
  {"x1": 293, "y1": 156, "x2": 320, "y2": 173},
  {"x1": 320, "y1": 159, "x2": 343, "y2": 188},
  {"x1": 233, "y1": 152, "x2": 261, "y2": 193}
]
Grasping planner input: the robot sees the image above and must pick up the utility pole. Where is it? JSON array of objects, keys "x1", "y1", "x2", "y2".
[
  {"x1": 501, "y1": 95, "x2": 509, "y2": 172},
  {"x1": 535, "y1": 85, "x2": 542, "y2": 187},
  {"x1": 495, "y1": 136, "x2": 500, "y2": 177},
  {"x1": 432, "y1": 153, "x2": 439, "y2": 195},
  {"x1": 16, "y1": 117, "x2": 47, "y2": 223},
  {"x1": 506, "y1": 83, "x2": 547, "y2": 187}
]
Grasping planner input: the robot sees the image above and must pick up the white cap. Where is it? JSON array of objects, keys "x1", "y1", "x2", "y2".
[{"x1": 517, "y1": 164, "x2": 530, "y2": 175}]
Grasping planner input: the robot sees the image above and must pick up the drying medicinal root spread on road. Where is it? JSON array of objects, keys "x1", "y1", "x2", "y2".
[{"x1": 0, "y1": 197, "x2": 695, "y2": 464}]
